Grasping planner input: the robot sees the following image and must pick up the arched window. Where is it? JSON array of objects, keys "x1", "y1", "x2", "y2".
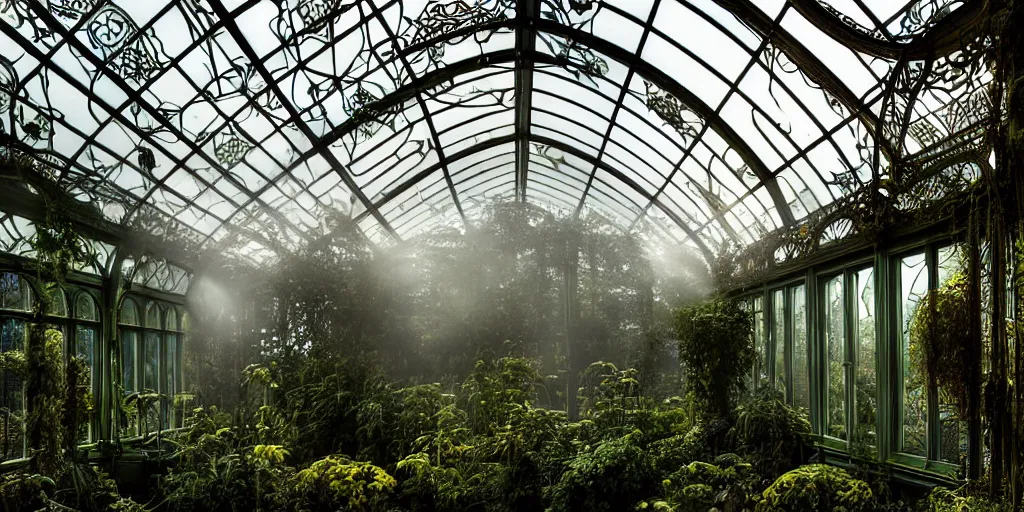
[
  {"x1": 44, "y1": 285, "x2": 68, "y2": 317},
  {"x1": 120, "y1": 297, "x2": 185, "y2": 435},
  {"x1": 164, "y1": 308, "x2": 181, "y2": 429},
  {"x1": 74, "y1": 292, "x2": 100, "y2": 442},
  {"x1": 0, "y1": 272, "x2": 29, "y2": 461},
  {"x1": 119, "y1": 297, "x2": 140, "y2": 400}
]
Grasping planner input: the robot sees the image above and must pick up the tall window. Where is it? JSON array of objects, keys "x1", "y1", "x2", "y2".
[
  {"x1": 898, "y1": 253, "x2": 928, "y2": 456},
  {"x1": 772, "y1": 289, "x2": 786, "y2": 396},
  {"x1": 120, "y1": 298, "x2": 140, "y2": 435},
  {"x1": 766, "y1": 284, "x2": 807, "y2": 409},
  {"x1": 752, "y1": 296, "x2": 766, "y2": 388},
  {"x1": 120, "y1": 297, "x2": 184, "y2": 435},
  {"x1": 164, "y1": 308, "x2": 182, "y2": 429},
  {"x1": 791, "y1": 285, "x2": 809, "y2": 413},
  {"x1": 0, "y1": 273, "x2": 29, "y2": 461},
  {"x1": 74, "y1": 292, "x2": 100, "y2": 442},
  {"x1": 936, "y1": 245, "x2": 968, "y2": 465},
  {"x1": 852, "y1": 267, "x2": 876, "y2": 449},
  {"x1": 822, "y1": 275, "x2": 846, "y2": 440}
]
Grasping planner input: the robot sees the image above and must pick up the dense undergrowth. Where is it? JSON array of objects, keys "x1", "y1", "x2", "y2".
[
  {"x1": 5, "y1": 352, "x2": 1008, "y2": 511},
  {"x1": 151, "y1": 354, "x2": 1011, "y2": 512}
]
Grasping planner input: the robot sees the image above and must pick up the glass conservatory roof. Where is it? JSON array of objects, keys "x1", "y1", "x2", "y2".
[{"x1": 0, "y1": 0, "x2": 989, "y2": 265}]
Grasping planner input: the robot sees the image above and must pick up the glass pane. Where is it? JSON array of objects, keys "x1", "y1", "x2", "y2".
[
  {"x1": 143, "y1": 332, "x2": 161, "y2": 434},
  {"x1": 772, "y1": 289, "x2": 786, "y2": 396},
  {"x1": 75, "y1": 325, "x2": 96, "y2": 442},
  {"x1": 900, "y1": 253, "x2": 928, "y2": 456},
  {"x1": 166, "y1": 308, "x2": 179, "y2": 332},
  {"x1": 0, "y1": 274, "x2": 29, "y2": 311},
  {"x1": 45, "y1": 286, "x2": 68, "y2": 317},
  {"x1": 121, "y1": 330, "x2": 137, "y2": 394},
  {"x1": 754, "y1": 296, "x2": 767, "y2": 388},
  {"x1": 145, "y1": 302, "x2": 162, "y2": 329},
  {"x1": 791, "y1": 285, "x2": 810, "y2": 414},
  {"x1": 1, "y1": 318, "x2": 26, "y2": 461},
  {"x1": 854, "y1": 268, "x2": 877, "y2": 450},
  {"x1": 121, "y1": 298, "x2": 140, "y2": 326},
  {"x1": 823, "y1": 275, "x2": 846, "y2": 439},
  {"x1": 76, "y1": 293, "x2": 99, "y2": 321},
  {"x1": 143, "y1": 332, "x2": 160, "y2": 392},
  {"x1": 937, "y1": 244, "x2": 968, "y2": 466},
  {"x1": 165, "y1": 334, "x2": 178, "y2": 429}
]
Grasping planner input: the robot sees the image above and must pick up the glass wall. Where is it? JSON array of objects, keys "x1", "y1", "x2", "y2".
[
  {"x1": 772, "y1": 289, "x2": 786, "y2": 396},
  {"x1": 898, "y1": 252, "x2": 929, "y2": 457},
  {"x1": 822, "y1": 275, "x2": 846, "y2": 440},
  {"x1": 121, "y1": 297, "x2": 185, "y2": 436},
  {"x1": 791, "y1": 285, "x2": 809, "y2": 413},
  {"x1": 853, "y1": 267, "x2": 877, "y2": 450},
  {"x1": 0, "y1": 272, "x2": 29, "y2": 461},
  {"x1": 75, "y1": 293, "x2": 100, "y2": 441},
  {"x1": 736, "y1": 238, "x2": 988, "y2": 477}
]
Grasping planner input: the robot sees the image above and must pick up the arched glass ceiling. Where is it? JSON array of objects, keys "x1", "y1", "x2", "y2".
[{"x1": 0, "y1": 0, "x2": 989, "y2": 265}]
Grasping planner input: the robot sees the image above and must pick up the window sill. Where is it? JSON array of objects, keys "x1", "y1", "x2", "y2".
[{"x1": 809, "y1": 439, "x2": 962, "y2": 487}]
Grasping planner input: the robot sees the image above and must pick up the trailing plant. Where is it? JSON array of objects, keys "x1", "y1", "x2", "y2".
[{"x1": 675, "y1": 298, "x2": 754, "y2": 418}]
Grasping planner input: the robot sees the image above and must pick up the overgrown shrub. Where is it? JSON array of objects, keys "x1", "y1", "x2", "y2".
[
  {"x1": 545, "y1": 431, "x2": 657, "y2": 512},
  {"x1": 643, "y1": 454, "x2": 758, "y2": 511},
  {"x1": 675, "y1": 299, "x2": 754, "y2": 418},
  {"x1": 730, "y1": 389, "x2": 811, "y2": 480},
  {"x1": 756, "y1": 464, "x2": 874, "y2": 512},
  {"x1": 284, "y1": 455, "x2": 396, "y2": 511}
]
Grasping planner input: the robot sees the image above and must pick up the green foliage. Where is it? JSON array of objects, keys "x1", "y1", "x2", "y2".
[
  {"x1": 461, "y1": 355, "x2": 543, "y2": 434},
  {"x1": 731, "y1": 390, "x2": 811, "y2": 480},
  {"x1": 641, "y1": 454, "x2": 758, "y2": 512},
  {"x1": 545, "y1": 431, "x2": 657, "y2": 512},
  {"x1": 675, "y1": 298, "x2": 754, "y2": 418},
  {"x1": 287, "y1": 455, "x2": 396, "y2": 511},
  {"x1": 919, "y1": 486, "x2": 1012, "y2": 512},
  {"x1": 159, "y1": 404, "x2": 295, "y2": 512},
  {"x1": 26, "y1": 326, "x2": 66, "y2": 474},
  {"x1": 756, "y1": 464, "x2": 874, "y2": 512},
  {"x1": 0, "y1": 472, "x2": 55, "y2": 512}
]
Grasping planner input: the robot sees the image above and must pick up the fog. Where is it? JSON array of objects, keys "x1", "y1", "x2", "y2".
[{"x1": 183, "y1": 201, "x2": 712, "y2": 408}]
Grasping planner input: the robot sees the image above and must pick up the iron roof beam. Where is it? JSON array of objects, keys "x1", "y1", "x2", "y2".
[
  {"x1": 317, "y1": 43, "x2": 794, "y2": 227},
  {"x1": 514, "y1": 0, "x2": 541, "y2": 202},
  {"x1": 348, "y1": 132, "x2": 715, "y2": 261},
  {"x1": 363, "y1": 0, "x2": 469, "y2": 231},
  {"x1": 20, "y1": 2, "x2": 313, "y2": 248},
  {"x1": 206, "y1": 0, "x2": 400, "y2": 243},
  {"x1": 784, "y1": 0, "x2": 989, "y2": 60}
]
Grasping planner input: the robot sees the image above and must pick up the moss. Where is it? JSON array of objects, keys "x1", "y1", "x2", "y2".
[{"x1": 756, "y1": 464, "x2": 873, "y2": 512}]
